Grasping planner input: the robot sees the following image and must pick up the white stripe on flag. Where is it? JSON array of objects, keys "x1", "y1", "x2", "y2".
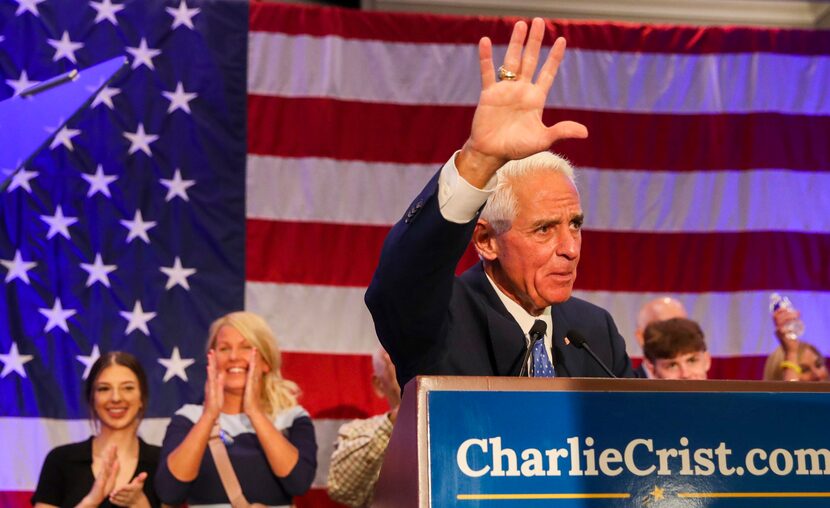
[
  {"x1": 249, "y1": 32, "x2": 830, "y2": 115},
  {"x1": 573, "y1": 289, "x2": 830, "y2": 357},
  {"x1": 247, "y1": 281, "x2": 830, "y2": 357},
  {"x1": 0, "y1": 417, "x2": 168, "y2": 491},
  {"x1": 3, "y1": 416, "x2": 345, "y2": 491},
  {"x1": 246, "y1": 155, "x2": 436, "y2": 226},
  {"x1": 246, "y1": 282, "x2": 379, "y2": 355},
  {"x1": 578, "y1": 168, "x2": 830, "y2": 233},
  {"x1": 247, "y1": 155, "x2": 830, "y2": 233}
]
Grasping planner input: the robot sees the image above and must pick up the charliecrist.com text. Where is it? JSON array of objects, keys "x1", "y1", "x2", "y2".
[{"x1": 456, "y1": 437, "x2": 830, "y2": 478}]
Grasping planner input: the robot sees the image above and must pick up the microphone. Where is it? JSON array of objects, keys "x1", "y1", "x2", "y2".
[
  {"x1": 518, "y1": 320, "x2": 547, "y2": 377},
  {"x1": 566, "y1": 329, "x2": 617, "y2": 378}
]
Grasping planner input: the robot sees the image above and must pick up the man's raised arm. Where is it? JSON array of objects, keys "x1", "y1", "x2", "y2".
[{"x1": 365, "y1": 18, "x2": 588, "y2": 384}]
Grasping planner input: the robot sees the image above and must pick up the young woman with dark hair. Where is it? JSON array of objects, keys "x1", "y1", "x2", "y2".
[{"x1": 32, "y1": 351, "x2": 161, "y2": 508}]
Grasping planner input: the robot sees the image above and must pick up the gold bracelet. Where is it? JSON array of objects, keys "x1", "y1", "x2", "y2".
[{"x1": 779, "y1": 360, "x2": 803, "y2": 374}]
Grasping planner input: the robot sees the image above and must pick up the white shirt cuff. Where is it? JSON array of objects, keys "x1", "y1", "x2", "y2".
[{"x1": 437, "y1": 150, "x2": 499, "y2": 224}]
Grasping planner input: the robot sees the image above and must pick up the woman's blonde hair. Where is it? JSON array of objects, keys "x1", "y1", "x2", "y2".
[
  {"x1": 207, "y1": 311, "x2": 300, "y2": 415},
  {"x1": 763, "y1": 341, "x2": 824, "y2": 381}
]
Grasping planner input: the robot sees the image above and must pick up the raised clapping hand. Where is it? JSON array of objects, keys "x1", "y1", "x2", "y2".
[
  {"x1": 108, "y1": 472, "x2": 149, "y2": 507},
  {"x1": 458, "y1": 17, "x2": 588, "y2": 188},
  {"x1": 242, "y1": 349, "x2": 264, "y2": 418},
  {"x1": 204, "y1": 349, "x2": 225, "y2": 422},
  {"x1": 80, "y1": 445, "x2": 119, "y2": 507}
]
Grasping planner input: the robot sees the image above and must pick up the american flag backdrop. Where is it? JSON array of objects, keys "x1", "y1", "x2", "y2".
[{"x1": 2, "y1": 0, "x2": 830, "y2": 506}]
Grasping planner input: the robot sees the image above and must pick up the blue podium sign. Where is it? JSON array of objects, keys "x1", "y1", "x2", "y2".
[{"x1": 428, "y1": 390, "x2": 830, "y2": 507}]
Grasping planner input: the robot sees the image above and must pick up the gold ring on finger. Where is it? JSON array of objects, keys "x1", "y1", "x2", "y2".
[{"x1": 497, "y1": 65, "x2": 517, "y2": 81}]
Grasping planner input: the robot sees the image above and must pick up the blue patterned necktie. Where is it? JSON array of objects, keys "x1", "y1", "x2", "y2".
[{"x1": 531, "y1": 335, "x2": 555, "y2": 377}]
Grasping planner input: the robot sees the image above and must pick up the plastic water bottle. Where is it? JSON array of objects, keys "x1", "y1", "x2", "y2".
[{"x1": 769, "y1": 293, "x2": 805, "y2": 339}]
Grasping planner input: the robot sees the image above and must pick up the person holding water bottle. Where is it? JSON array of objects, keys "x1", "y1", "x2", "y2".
[{"x1": 763, "y1": 293, "x2": 828, "y2": 382}]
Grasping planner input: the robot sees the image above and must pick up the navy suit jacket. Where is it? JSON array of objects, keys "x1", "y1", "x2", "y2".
[
  {"x1": 633, "y1": 362, "x2": 650, "y2": 378},
  {"x1": 365, "y1": 170, "x2": 633, "y2": 388}
]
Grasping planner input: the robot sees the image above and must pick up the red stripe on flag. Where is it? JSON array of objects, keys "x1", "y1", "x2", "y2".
[
  {"x1": 634, "y1": 356, "x2": 769, "y2": 380},
  {"x1": 246, "y1": 219, "x2": 478, "y2": 288},
  {"x1": 247, "y1": 96, "x2": 469, "y2": 165},
  {"x1": 579, "y1": 229, "x2": 830, "y2": 292},
  {"x1": 247, "y1": 219, "x2": 830, "y2": 293},
  {"x1": 282, "y1": 351, "x2": 391, "y2": 419},
  {"x1": 0, "y1": 491, "x2": 30, "y2": 507},
  {"x1": 1, "y1": 490, "x2": 343, "y2": 508},
  {"x1": 250, "y1": 2, "x2": 830, "y2": 56},
  {"x1": 549, "y1": 109, "x2": 830, "y2": 173},
  {"x1": 248, "y1": 96, "x2": 830, "y2": 171},
  {"x1": 295, "y1": 488, "x2": 345, "y2": 508},
  {"x1": 707, "y1": 356, "x2": 768, "y2": 380},
  {"x1": 247, "y1": 219, "x2": 387, "y2": 288}
]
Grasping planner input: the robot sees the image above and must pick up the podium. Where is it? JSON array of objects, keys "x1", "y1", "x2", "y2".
[{"x1": 373, "y1": 377, "x2": 830, "y2": 507}]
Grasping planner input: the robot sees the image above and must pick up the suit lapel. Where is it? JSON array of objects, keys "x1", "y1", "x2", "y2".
[
  {"x1": 462, "y1": 265, "x2": 590, "y2": 377},
  {"x1": 461, "y1": 264, "x2": 526, "y2": 375},
  {"x1": 551, "y1": 301, "x2": 585, "y2": 377}
]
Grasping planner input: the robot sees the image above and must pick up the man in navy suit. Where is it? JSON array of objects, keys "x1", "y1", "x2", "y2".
[{"x1": 365, "y1": 18, "x2": 633, "y2": 389}]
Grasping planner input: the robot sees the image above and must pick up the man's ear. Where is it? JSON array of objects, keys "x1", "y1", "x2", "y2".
[
  {"x1": 702, "y1": 351, "x2": 712, "y2": 374},
  {"x1": 634, "y1": 329, "x2": 645, "y2": 349},
  {"x1": 473, "y1": 219, "x2": 499, "y2": 261}
]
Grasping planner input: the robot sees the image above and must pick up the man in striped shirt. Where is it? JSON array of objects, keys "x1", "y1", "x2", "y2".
[{"x1": 327, "y1": 349, "x2": 401, "y2": 507}]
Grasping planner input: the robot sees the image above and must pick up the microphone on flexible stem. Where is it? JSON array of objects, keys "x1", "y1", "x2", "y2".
[
  {"x1": 566, "y1": 329, "x2": 617, "y2": 378},
  {"x1": 518, "y1": 320, "x2": 547, "y2": 377}
]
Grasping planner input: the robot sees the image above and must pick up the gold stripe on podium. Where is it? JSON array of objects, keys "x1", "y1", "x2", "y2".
[
  {"x1": 457, "y1": 493, "x2": 631, "y2": 500},
  {"x1": 679, "y1": 492, "x2": 830, "y2": 498}
]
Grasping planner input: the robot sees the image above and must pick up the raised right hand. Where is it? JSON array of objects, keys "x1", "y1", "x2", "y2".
[
  {"x1": 772, "y1": 307, "x2": 801, "y2": 355},
  {"x1": 458, "y1": 17, "x2": 588, "y2": 187}
]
